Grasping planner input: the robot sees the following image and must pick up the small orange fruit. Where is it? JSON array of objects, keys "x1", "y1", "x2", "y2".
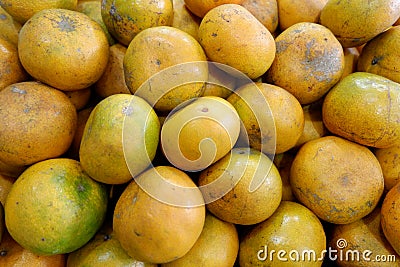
[
  {"x1": 239, "y1": 201, "x2": 326, "y2": 266},
  {"x1": 113, "y1": 166, "x2": 206, "y2": 264},
  {"x1": 161, "y1": 212, "x2": 239, "y2": 267},
  {"x1": 241, "y1": 0, "x2": 278, "y2": 33},
  {"x1": 184, "y1": 0, "x2": 245, "y2": 18},
  {"x1": 265, "y1": 22, "x2": 345, "y2": 104},
  {"x1": 0, "y1": 230, "x2": 66, "y2": 266},
  {"x1": 198, "y1": 4, "x2": 276, "y2": 80},
  {"x1": 18, "y1": 8, "x2": 109, "y2": 91},
  {"x1": 290, "y1": 136, "x2": 384, "y2": 224},
  {"x1": 0, "y1": 82, "x2": 77, "y2": 167},
  {"x1": 4, "y1": 158, "x2": 108, "y2": 255},
  {"x1": 198, "y1": 147, "x2": 282, "y2": 225},
  {"x1": 0, "y1": 38, "x2": 28, "y2": 91},
  {"x1": 322, "y1": 72, "x2": 400, "y2": 148},
  {"x1": 101, "y1": 0, "x2": 173, "y2": 46},
  {"x1": 375, "y1": 145, "x2": 400, "y2": 192},
  {"x1": 0, "y1": 6, "x2": 22, "y2": 46},
  {"x1": 381, "y1": 181, "x2": 400, "y2": 255},
  {"x1": 330, "y1": 207, "x2": 400, "y2": 267},
  {"x1": 94, "y1": 43, "x2": 131, "y2": 98},
  {"x1": 67, "y1": 223, "x2": 156, "y2": 267},
  {"x1": 0, "y1": 0, "x2": 78, "y2": 24}
]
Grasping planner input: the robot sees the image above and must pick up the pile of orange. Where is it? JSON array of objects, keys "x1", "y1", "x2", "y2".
[{"x1": 0, "y1": 0, "x2": 400, "y2": 266}]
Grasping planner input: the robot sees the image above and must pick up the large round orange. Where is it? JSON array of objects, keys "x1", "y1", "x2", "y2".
[{"x1": 18, "y1": 8, "x2": 109, "y2": 91}]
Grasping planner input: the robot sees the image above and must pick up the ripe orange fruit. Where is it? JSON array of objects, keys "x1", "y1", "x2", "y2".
[
  {"x1": 375, "y1": 145, "x2": 400, "y2": 192},
  {"x1": 94, "y1": 43, "x2": 131, "y2": 98},
  {"x1": 162, "y1": 212, "x2": 239, "y2": 267},
  {"x1": 18, "y1": 8, "x2": 109, "y2": 91},
  {"x1": 113, "y1": 166, "x2": 205, "y2": 264},
  {"x1": 381, "y1": 181, "x2": 400, "y2": 256},
  {"x1": 198, "y1": 4, "x2": 276, "y2": 80},
  {"x1": 198, "y1": 147, "x2": 282, "y2": 225},
  {"x1": 0, "y1": 6, "x2": 22, "y2": 46},
  {"x1": 123, "y1": 26, "x2": 207, "y2": 112},
  {"x1": 67, "y1": 223, "x2": 156, "y2": 267},
  {"x1": 0, "y1": 0, "x2": 77, "y2": 24},
  {"x1": 101, "y1": 0, "x2": 173, "y2": 46},
  {"x1": 241, "y1": 0, "x2": 278, "y2": 33},
  {"x1": 265, "y1": 22, "x2": 345, "y2": 104},
  {"x1": 79, "y1": 94, "x2": 160, "y2": 184},
  {"x1": 0, "y1": 230, "x2": 66, "y2": 266},
  {"x1": 4, "y1": 158, "x2": 108, "y2": 255},
  {"x1": 322, "y1": 72, "x2": 400, "y2": 148},
  {"x1": 0, "y1": 82, "x2": 77, "y2": 167},
  {"x1": 239, "y1": 201, "x2": 326, "y2": 266},
  {"x1": 329, "y1": 207, "x2": 400, "y2": 267},
  {"x1": 161, "y1": 96, "x2": 240, "y2": 172},
  {"x1": 0, "y1": 38, "x2": 28, "y2": 90},
  {"x1": 184, "y1": 0, "x2": 245, "y2": 18},
  {"x1": 290, "y1": 136, "x2": 384, "y2": 224}
]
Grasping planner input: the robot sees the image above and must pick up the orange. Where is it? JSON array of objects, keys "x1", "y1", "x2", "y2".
[
  {"x1": 273, "y1": 152, "x2": 296, "y2": 201},
  {"x1": 4, "y1": 158, "x2": 108, "y2": 255},
  {"x1": 172, "y1": 0, "x2": 201, "y2": 41},
  {"x1": 79, "y1": 94, "x2": 160, "y2": 184},
  {"x1": 294, "y1": 100, "x2": 328, "y2": 148},
  {"x1": 184, "y1": 0, "x2": 245, "y2": 18},
  {"x1": 320, "y1": 0, "x2": 400, "y2": 47},
  {"x1": 198, "y1": 4, "x2": 276, "y2": 80},
  {"x1": 0, "y1": 38, "x2": 28, "y2": 90},
  {"x1": 322, "y1": 72, "x2": 400, "y2": 148},
  {"x1": 76, "y1": 0, "x2": 116, "y2": 45},
  {"x1": 0, "y1": 81, "x2": 77, "y2": 167},
  {"x1": 63, "y1": 87, "x2": 91, "y2": 110},
  {"x1": 67, "y1": 106, "x2": 94, "y2": 160},
  {"x1": 0, "y1": 174, "x2": 15, "y2": 206},
  {"x1": 239, "y1": 201, "x2": 326, "y2": 266},
  {"x1": 357, "y1": 25, "x2": 400, "y2": 84},
  {"x1": 381, "y1": 181, "x2": 400, "y2": 255},
  {"x1": 161, "y1": 96, "x2": 240, "y2": 172},
  {"x1": 94, "y1": 43, "x2": 131, "y2": 98},
  {"x1": 198, "y1": 147, "x2": 282, "y2": 225},
  {"x1": 265, "y1": 22, "x2": 345, "y2": 104},
  {"x1": 113, "y1": 166, "x2": 206, "y2": 264},
  {"x1": 67, "y1": 223, "x2": 156, "y2": 267},
  {"x1": 101, "y1": 0, "x2": 173, "y2": 46},
  {"x1": 0, "y1": 230, "x2": 66, "y2": 266},
  {"x1": 375, "y1": 145, "x2": 400, "y2": 192},
  {"x1": 18, "y1": 8, "x2": 109, "y2": 91},
  {"x1": 290, "y1": 136, "x2": 384, "y2": 224},
  {"x1": 277, "y1": 0, "x2": 328, "y2": 31},
  {"x1": 241, "y1": 0, "x2": 278, "y2": 33},
  {"x1": 329, "y1": 207, "x2": 400, "y2": 266},
  {"x1": 162, "y1": 212, "x2": 239, "y2": 267},
  {"x1": 0, "y1": 6, "x2": 22, "y2": 46},
  {"x1": 0, "y1": 0, "x2": 78, "y2": 24},
  {"x1": 123, "y1": 26, "x2": 207, "y2": 112}
]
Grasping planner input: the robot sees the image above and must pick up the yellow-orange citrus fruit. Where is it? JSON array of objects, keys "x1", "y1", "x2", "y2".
[
  {"x1": 198, "y1": 147, "x2": 282, "y2": 225},
  {"x1": 101, "y1": 0, "x2": 173, "y2": 46},
  {"x1": 0, "y1": 0, "x2": 77, "y2": 24},
  {"x1": 113, "y1": 166, "x2": 205, "y2": 264},
  {"x1": 322, "y1": 72, "x2": 400, "y2": 148},
  {"x1": 4, "y1": 158, "x2": 108, "y2": 255},
  {"x1": 0, "y1": 82, "x2": 77, "y2": 167},
  {"x1": 18, "y1": 8, "x2": 109, "y2": 91},
  {"x1": 290, "y1": 136, "x2": 384, "y2": 224},
  {"x1": 266, "y1": 22, "x2": 345, "y2": 104},
  {"x1": 198, "y1": 4, "x2": 276, "y2": 80}
]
